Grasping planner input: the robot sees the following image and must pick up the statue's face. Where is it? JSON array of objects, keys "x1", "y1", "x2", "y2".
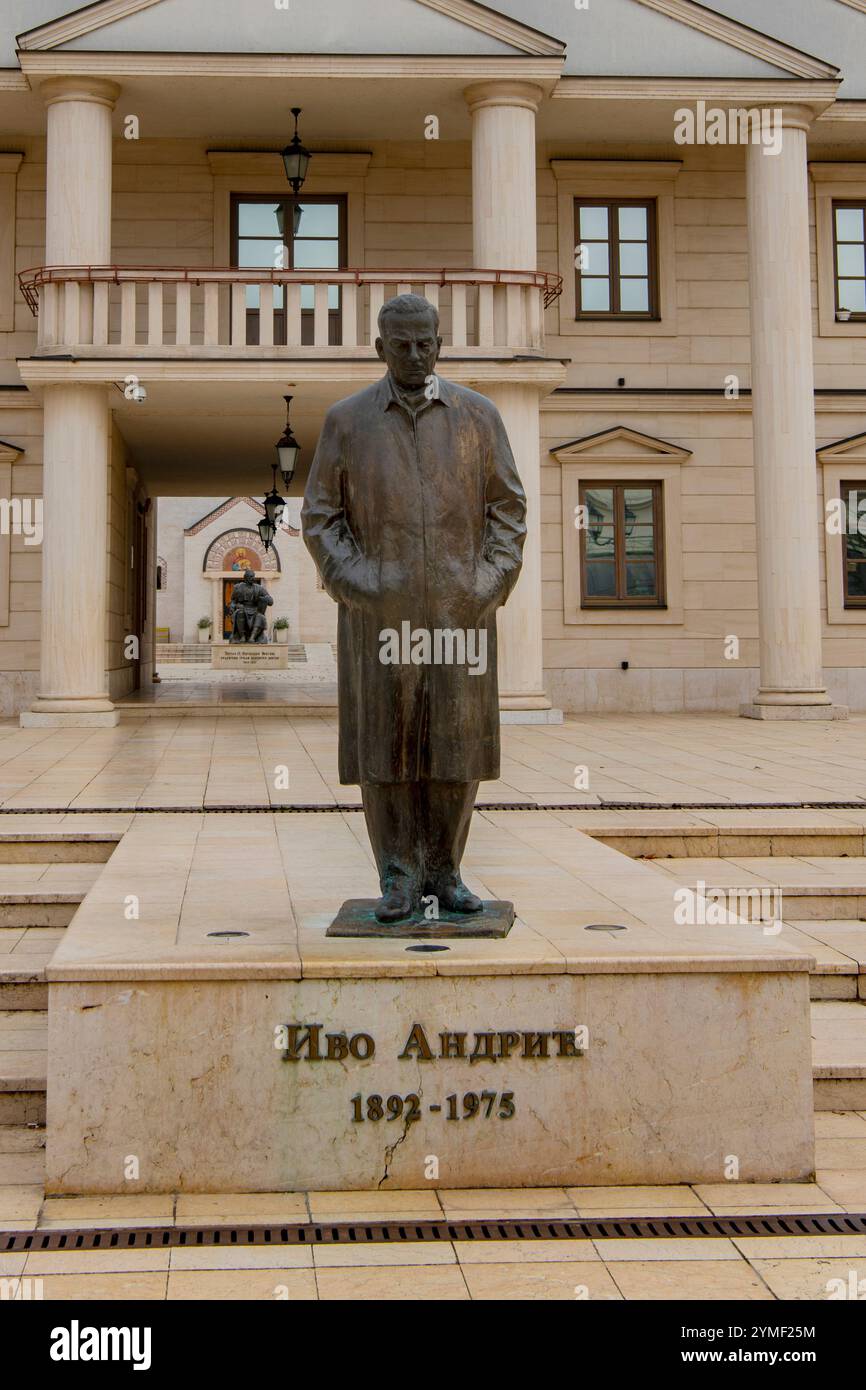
[
  {"x1": 243, "y1": 569, "x2": 255, "y2": 582},
  {"x1": 376, "y1": 310, "x2": 442, "y2": 390}
]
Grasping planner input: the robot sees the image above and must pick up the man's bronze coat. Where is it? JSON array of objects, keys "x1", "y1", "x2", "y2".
[{"x1": 302, "y1": 374, "x2": 526, "y2": 785}]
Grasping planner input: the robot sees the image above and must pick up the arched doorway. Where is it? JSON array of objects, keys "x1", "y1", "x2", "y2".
[{"x1": 203, "y1": 528, "x2": 281, "y2": 640}]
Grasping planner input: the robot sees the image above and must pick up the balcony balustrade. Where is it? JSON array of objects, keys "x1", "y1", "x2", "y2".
[{"x1": 19, "y1": 265, "x2": 561, "y2": 358}]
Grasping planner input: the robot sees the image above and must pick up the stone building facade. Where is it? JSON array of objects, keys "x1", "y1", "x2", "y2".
[{"x1": 0, "y1": 0, "x2": 864, "y2": 722}]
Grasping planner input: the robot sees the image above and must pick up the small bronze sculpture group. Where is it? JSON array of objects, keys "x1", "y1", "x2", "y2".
[{"x1": 229, "y1": 569, "x2": 274, "y2": 644}]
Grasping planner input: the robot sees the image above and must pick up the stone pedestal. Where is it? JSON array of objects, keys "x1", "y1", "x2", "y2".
[
  {"x1": 45, "y1": 967, "x2": 814, "y2": 1192},
  {"x1": 43, "y1": 815, "x2": 815, "y2": 1193}
]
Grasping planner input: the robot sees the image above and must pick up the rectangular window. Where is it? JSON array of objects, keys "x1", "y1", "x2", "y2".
[
  {"x1": 574, "y1": 199, "x2": 658, "y2": 319},
  {"x1": 833, "y1": 202, "x2": 866, "y2": 318},
  {"x1": 842, "y1": 481, "x2": 866, "y2": 607},
  {"x1": 231, "y1": 194, "x2": 347, "y2": 345},
  {"x1": 579, "y1": 481, "x2": 665, "y2": 607}
]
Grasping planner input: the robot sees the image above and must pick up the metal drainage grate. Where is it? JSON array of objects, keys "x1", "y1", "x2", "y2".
[
  {"x1": 1, "y1": 800, "x2": 866, "y2": 816},
  {"x1": 3, "y1": 1212, "x2": 866, "y2": 1253}
]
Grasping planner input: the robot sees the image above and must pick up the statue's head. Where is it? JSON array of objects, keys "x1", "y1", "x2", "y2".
[
  {"x1": 375, "y1": 293, "x2": 442, "y2": 391},
  {"x1": 243, "y1": 569, "x2": 256, "y2": 583}
]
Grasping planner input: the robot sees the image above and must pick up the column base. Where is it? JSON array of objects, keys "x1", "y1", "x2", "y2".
[
  {"x1": 21, "y1": 697, "x2": 119, "y2": 728},
  {"x1": 741, "y1": 701, "x2": 848, "y2": 721},
  {"x1": 500, "y1": 708, "x2": 564, "y2": 725},
  {"x1": 499, "y1": 690, "x2": 563, "y2": 723}
]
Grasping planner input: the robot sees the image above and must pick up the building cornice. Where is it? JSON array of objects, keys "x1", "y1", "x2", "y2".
[
  {"x1": 810, "y1": 161, "x2": 866, "y2": 180},
  {"x1": 206, "y1": 151, "x2": 372, "y2": 179},
  {"x1": 544, "y1": 389, "x2": 866, "y2": 414},
  {"x1": 550, "y1": 159, "x2": 681, "y2": 181},
  {"x1": 818, "y1": 102, "x2": 866, "y2": 122},
  {"x1": 634, "y1": 0, "x2": 839, "y2": 80},
  {"x1": 18, "y1": 0, "x2": 163, "y2": 51},
  {"x1": 16, "y1": 357, "x2": 569, "y2": 392},
  {"x1": 552, "y1": 77, "x2": 840, "y2": 113},
  {"x1": 17, "y1": 52, "x2": 564, "y2": 85}
]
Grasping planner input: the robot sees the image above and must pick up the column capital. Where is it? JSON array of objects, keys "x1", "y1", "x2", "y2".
[
  {"x1": 463, "y1": 81, "x2": 544, "y2": 116},
  {"x1": 39, "y1": 76, "x2": 121, "y2": 110},
  {"x1": 750, "y1": 102, "x2": 817, "y2": 135}
]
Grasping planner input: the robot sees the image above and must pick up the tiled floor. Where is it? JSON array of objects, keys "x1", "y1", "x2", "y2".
[
  {"x1": 0, "y1": 711, "x2": 864, "y2": 809},
  {"x1": 1, "y1": 1115, "x2": 865, "y2": 1300}
]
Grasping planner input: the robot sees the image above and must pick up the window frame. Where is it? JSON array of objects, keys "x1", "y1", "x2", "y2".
[
  {"x1": 578, "y1": 479, "x2": 666, "y2": 609},
  {"x1": 832, "y1": 200, "x2": 866, "y2": 322},
  {"x1": 841, "y1": 480, "x2": 866, "y2": 609},
  {"x1": 573, "y1": 198, "x2": 659, "y2": 321},
  {"x1": 229, "y1": 192, "x2": 348, "y2": 345}
]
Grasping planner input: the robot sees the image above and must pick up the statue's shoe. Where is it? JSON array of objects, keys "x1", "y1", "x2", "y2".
[
  {"x1": 374, "y1": 882, "x2": 415, "y2": 923},
  {"x1": 438, "y1": 881, "x2": 484, "y2": 914}
]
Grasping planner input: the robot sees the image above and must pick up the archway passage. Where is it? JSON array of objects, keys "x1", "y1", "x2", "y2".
[{"x1": 118, "y1": 493, "x2": 337, "y2": 712}]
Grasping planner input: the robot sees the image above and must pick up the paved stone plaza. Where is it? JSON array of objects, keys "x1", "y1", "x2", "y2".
[{"x1": 1, "y1": 713, "x2": 865, "y2": 1299}]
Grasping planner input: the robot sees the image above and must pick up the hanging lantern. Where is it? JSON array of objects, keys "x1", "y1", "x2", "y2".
[
  {"x1": 258, "y1": 516, "x2": 276, "y2": 552},
  {"x1": 281, "y1": 108, "x2": 311, "y2": 194},
  {"x1": 275, "y1": 394, "x2": 300, "y2": 488},
  {"x1": 263, "y1": 461, "x2": 286, "y2": 529}
]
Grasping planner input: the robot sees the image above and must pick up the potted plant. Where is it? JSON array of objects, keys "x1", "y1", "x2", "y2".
[
  {"x1": 197, "y1": 617, "x2": 212, "y2": 643},
  {"x1": 273, "y1": 616, "x2": 289, "y2": 645}
]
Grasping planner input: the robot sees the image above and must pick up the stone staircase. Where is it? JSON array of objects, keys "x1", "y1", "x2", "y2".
[
  {"x1": 155, "y1": 642, "x2": 213, "y2": 663},
  {"x1": 632, "y1": 840, "x2": 866, "y2": 1109},
  {"x1": 0, "y1": 832, "x2": 118, "y2": 1143}
]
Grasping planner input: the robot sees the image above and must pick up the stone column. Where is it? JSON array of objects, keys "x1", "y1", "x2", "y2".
[
  {"x1": 742, "y1": 105, "x2": 843, "y2": 720},
  {"x1": 465, "y1": 81, "x2": 556, "y2": 717},
  {"x1": 482, "y1": 383, "x2": 550, "y2": 713},
  {"x1": 22, "y1": 78, "x2": 120, "y2": 727}
]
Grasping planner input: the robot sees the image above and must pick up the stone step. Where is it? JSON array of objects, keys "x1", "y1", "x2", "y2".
[
  {"x1": 0, "y1": 1009, "x2": 47, "y2": 1125},
  {"x1": 0, "y1": 859, "x2": 98, "y2": 1006},
  {"x1": 0, "y1": 832, "x2": 119, "y2": 864},
  {"x1": 0, "y1": 928, "x2": 63, "y2": 1008},
  {"x1": 812, "y1": 1000, "x2": 866, "y2": 1110},
  {"x1": 603, "y1": 824, "x2": 866, "y2": 860},
  {"x1": 0, "y1": 862, "x2": 102, "y2": 928},
  {"x1": 645, "y1": 856, "x2": 866, "y2": 998},
  {"x1": 0, "y1": 1123, "x2": 45, "y2": 1185},
  {"x1": 647, "y1": 855, "x2": 866, "y2": 919}
]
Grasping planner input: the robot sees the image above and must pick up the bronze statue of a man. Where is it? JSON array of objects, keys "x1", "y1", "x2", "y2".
[
  {"x1": 229, "y1": 569, "x2": 273, "y2": 643},
  {"x1": 302, "y1": 294, "x2": 526, "y2": 924}
]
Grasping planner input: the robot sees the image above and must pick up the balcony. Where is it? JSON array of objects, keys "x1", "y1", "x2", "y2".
[{"x1": 18, "y1": 265, "x2": 562, "y2": 360}]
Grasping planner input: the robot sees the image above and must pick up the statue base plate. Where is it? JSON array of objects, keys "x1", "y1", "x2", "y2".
[
  {"x1": 326, "y1": 899, "x2": 514, "y2": 939},
  {"x1": 211, "y1": 645, "x2": 289, "y2": 670}
]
